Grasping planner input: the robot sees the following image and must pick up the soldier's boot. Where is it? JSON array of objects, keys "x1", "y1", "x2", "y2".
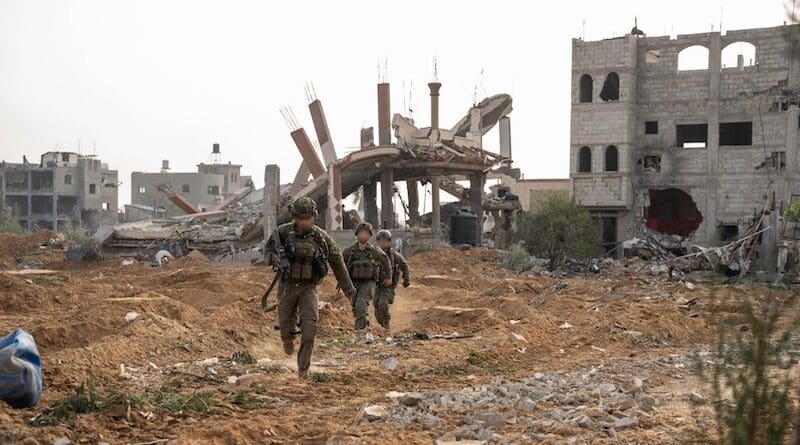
[
  {"x1": 297, "y1": 369, "x2": 308, "y2": 380},
  {"x1": 283, "y1": 338, "x2": 295, "y2": 355},
  {"x1": 383, "y1": 319, "x2": 391, "y2": 334}
]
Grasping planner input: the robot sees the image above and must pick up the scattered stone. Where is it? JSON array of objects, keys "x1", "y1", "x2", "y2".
[
  {"x1": 534, "y1": 372, "x2": 545, "y2": 380},
  {"x1": 575, "y1": 415, "x2": 594, "y2": 428},
  {"x1": 684, "y1": 281, "x2": 696, "y2": 290},
  {"x1": 363, "y1": 404, "x2": 388, "y2": 421},
  {"x1": 626, "y1": 377, "x2": 644, "y2": 395},
  {"x1": 515, "y1": 398, "x2": 536, "y2": 412},
  {"x1": 613, "y1": 416, "x2": 638, "y2": 430},
  {"x1": 53, "y1": 438, "x2": 71, "y2": 445},
  {"x1": 614, "y1": 398, "x2": 637, "y2": 411},
  {"x1": 196, "y1": 357, "x2": 219, "y2": 367},
  {"x1": 585, "y1": 407, "x2": 607, "y2": 418},
  {"x1": 509, "y1": 332, "x2": 527, "y2": 343},
  {"x1": 638, "y1": 395, "x2": 656, "y2": 412},
  {"x1": 474, "y1": 409, "x2": 504, "y2": 429},
  {"x1": 592, "y1": 383, "x2": 616, "y2": 395},
  {"x1": 436, "y1": 440, "x2": 486, "y2": 445},
  {"x1": 675, "y1": 296, "x2": 689, "y2": 306},
  {"x1": 121, "y1": 258, "x2": 135, "y2": 266},
  {"x1": 399, "y1": 392, "x2": 425, "y2": 407},
  {"x1": 688, "y1": 392, "x2": 707, "y2": 405},
  {"x1": 559, "y1": 322, "x2": 573, "y2": 329},
  {"x1": 382, "y1": 357, "x2": 399, "y2": 371},
  {"x1": 227, "y1": 376, "x2": 238, "y2": 384},
  {"x1": 124, "y1": 311, "x2": 139, "y2": 322}
]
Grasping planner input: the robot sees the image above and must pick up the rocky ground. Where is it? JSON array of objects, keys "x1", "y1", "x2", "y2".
[{"x1": 0, "y1": 232, "x2": 790, "y2": 444}]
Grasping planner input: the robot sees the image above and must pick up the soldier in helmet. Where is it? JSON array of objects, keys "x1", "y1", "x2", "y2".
[
  {"x1": 264, "y1": 197, "x2": 356, "y2": 379},
  {"x1": 374, "y1": 229, "x2": 410, "y2": 332},
  {"x1": 341, "y1": 222, "x2": 391, "y2": 340}
]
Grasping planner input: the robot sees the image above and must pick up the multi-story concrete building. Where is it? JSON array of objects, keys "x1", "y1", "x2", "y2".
[
  {"x1": 129, "y1": 143, "x2": 252, "y2": 219},
  {"x1": 570, "y1": 24, "x2": 800, "y2": 253},
  {"x1": 0, "y1": 151, "x2": 119, "y2": 231}
]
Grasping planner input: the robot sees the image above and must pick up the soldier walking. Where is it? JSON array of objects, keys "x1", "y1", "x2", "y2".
[
  {"x1": 264, "y1": 197, "x2": 356, "y2": 379},
  {"x1": 374, "y1": 229, "x2": 410, "y2": 332},
  {"x1": 341, "y1": 222, "x2": 391, "y2": 341}
]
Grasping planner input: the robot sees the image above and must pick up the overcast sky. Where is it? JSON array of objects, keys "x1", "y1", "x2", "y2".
[{"x1": 0, "y1": 0, "x2": 792, "y2": 208}]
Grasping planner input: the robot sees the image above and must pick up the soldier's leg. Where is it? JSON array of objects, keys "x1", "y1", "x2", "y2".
[
  {"x1": 352, "y1": 283, "x2": 372, "y2": 330},
  {"x1": 278, "y1": 283, "x2": 301, "y2": 354},
  {"x1": 295, "y1": 284, "x2": 319, "y2": 378},
  {"x1": 374, "y1": 287, "x2": 391, "y2": 329}
]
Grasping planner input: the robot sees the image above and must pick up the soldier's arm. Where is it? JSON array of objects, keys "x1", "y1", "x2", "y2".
[
  {"x1": 396, "y1": 252, "x2": 411, "y2": 283},
  {"x1": 374, "y1": 247, "x2": 392, "y2": 286},
  {"x1": 323, "y1": 232, "x2": 355, "y2": 294}
]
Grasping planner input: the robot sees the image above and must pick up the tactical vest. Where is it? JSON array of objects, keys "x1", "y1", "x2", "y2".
[
  {"x1": 349, "y1": 246, "x2": 378, "y2": 281},
  {"x1": 285, "y1": 230, "x2": 327, "y2": 282},
  {"x1": 388, "y1": 249, "x2": 400, "y2": 286}
]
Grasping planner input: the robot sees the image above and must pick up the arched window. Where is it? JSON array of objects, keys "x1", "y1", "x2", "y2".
[
  {"x1": 678, "y1": 45, "x2": 710, "y2": 71},
  {"x1": 579, "y1": 74, "x2": 593, "y2": 103},
  {"x1": 600, "y1": 72, "x2": 620, "y2": 101},
  {"x1": 182, "y1": 184, "x2": 190, "y2": 193},
  {"x1": 721, "y1": 41, "x2": 756, "y2": 69},
  {"x1": 578, "y1": 147, "x2": 592, "y2": 173},
  {"x1": 605, "y1": 146, "x2": 619, "y2": 171},
  {"x1": 89, "y1": 183, "x2": 96, "y2": 194},
  {"x1": 64, "y1": 174, "x2": 72, "y2": 185}
]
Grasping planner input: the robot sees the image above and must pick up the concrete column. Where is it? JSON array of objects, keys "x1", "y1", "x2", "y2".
[
  {"x1": 406, "y1": 180, "x2": 420, "y2": 227},
  {"x1": 363, "y1": 181, "x2": 378, "y2": 226},
  {"x1": 263, "y1": 165, "x2": 280, "y2": 240},
  {"x1": 468, "y1": 107, "x2": 482, "y2": 148},
  {"x1": 787, "y1": 106, "x2": 799, "y2": 173},
  {"x1": 377, "y1": 83, "x2": 391, "y2": 145},
  {"x1": 309, "y1": 100, "x2": 338, "y2": 166},
  {"x1": 326, "y1": 163, "x2": 343, "y2": 230},
  {"x1": 705, "y1": 32, "x2": 722, "y2": 242},
  {"x1": 380, "y1": 169, "x2": 394, "y2": 228},
  {"x1": 290, "y1": 128, "x2": 325, "y2": 178},
  {"x1": 360, "y1": 127, "x2": 375, "y2": 149},
  {"x1": 468, "y1": 173, "x2": 486, "y2": 245},
  {"x1": 52, "y1": 194, "x2": 58, "y2": 233},
  {"x1": 26, "y1": 170, "x2": 32, "y2": 231},
  {"x1": 431, "y1": 175, "x2": 441, "y2": 242},
  {"x1": 499, "y1": 116, "x2": 511, "y2": 159},
  {"x1": 428, "y1": 82, "x2": 441, "y2": 130},
  {"x1": 290, "y1": 162, "x2": 310, "y2": 195}
]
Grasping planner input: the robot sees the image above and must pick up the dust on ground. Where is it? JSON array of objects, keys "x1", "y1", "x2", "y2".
[{"x1": 0, "y1": 235, "x2": 789, "y2": 444}]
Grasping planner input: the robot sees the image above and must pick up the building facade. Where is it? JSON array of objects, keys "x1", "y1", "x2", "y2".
[
  {"x1": 0, "y1": 151, "x2": 119, "y2": 231},
  {"x1": 129, "y1": 144, "x2": 252, "y2": 219},
  {"x1": 570, "y1": 25, "x2": 800, "y2": 252}
]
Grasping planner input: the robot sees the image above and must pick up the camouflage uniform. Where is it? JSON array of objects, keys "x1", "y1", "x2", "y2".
[
  {"x1": 265, "y1": 222, "x2": 354, "y2": 375},
  {"x1": 341, "y1": 242, "x2": 391, "y2": 330},
  {"x1": 375, "y1": 246, "x2": 410, "y2": 329}
]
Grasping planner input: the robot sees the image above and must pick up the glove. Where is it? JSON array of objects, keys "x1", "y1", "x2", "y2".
[
  {"x1": 402, "y1": 280, "x2": 410, "y2": 288},
  {"x1": 345, "y1": 287, "x2": 356, "y2": 303},
  {"x1": 382, "y1": 277, "x2": 392, "y2": 287}
]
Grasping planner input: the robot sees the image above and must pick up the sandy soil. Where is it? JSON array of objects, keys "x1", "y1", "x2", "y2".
[{"x1": 0, "y1": 235, "x2": 790, "y2": 444}]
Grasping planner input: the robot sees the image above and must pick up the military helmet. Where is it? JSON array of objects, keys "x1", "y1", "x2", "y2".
[
  {"x1": 376, "y1": 229, "x2": 392, "y2": 241},
  {"x1": 355, "y1": 222, "x2": 373, "y2": 236},
  {"x1": 290, "y1": 197, "x2": 318, "y2": 217}
]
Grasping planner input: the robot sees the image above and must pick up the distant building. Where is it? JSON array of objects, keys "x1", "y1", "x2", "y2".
[
  {"x1": 0, "y1": 151, "x2": 119, "y2": 231},
  {"x1": 492, "y1": 178, "x2": 569, "y2": 212},
  {"x1": 129, "y1": 143, "x2": 252, "y2": 220}
]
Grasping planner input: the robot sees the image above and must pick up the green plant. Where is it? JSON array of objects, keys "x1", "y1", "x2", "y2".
[
  {"x1": 513, "y1": 193, "x2": 600, "y2": 270},
  {"x1": 785, "y1": 199, "x2": 800, "y2": 223},
  {"x1": 310, "y1": 372, "x2": 332, "y2": 383},
  {"x1": 230, "y1": 391, "x2": 263, "y2": 410},
  {"x1": 35, "y1": 380, "x2": 139, "y2": 426},
  {"x1": 500, "y1": 243, "x2": 536, "y2": 273},
  {"x1": 147, "y1": 386, "x2": 215, "y2": 415},
  {"x1": 0, "y1": 195, "x2": 23, "y2": 233},
  {"x1": 694, "y1": 292, "x2": 800, "y2": 445},
  {"x1": 231, "y1": 350, "x2": 256, "y2": 365}
]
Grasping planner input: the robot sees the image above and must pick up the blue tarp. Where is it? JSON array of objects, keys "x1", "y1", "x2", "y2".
[{"x1": 0, "y1": 329, "x2": 42, "y2": 408}]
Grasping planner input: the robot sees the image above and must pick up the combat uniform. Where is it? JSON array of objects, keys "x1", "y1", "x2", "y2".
[
  {"x1": 341, "y1": 242, "x2": 391, "y2": 331},
  {"x1": 375, "y1": 246, "x2": 410, "y2": 329},
  {"x1": 265, "y1": 222, "x2": 354, "y2": 375}
]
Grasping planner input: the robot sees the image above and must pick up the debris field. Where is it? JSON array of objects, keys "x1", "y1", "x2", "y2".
[{"x1": 0, "y1": 232, "x2": 791, "y2": 444}]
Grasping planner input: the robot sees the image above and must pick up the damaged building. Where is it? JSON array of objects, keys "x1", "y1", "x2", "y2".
[
  {"x1": 571, "y1": 24, "x2": 800, "y2": 254},
  {"x1": 0, "y1": 151, "x2": 119, "y2": 231}
]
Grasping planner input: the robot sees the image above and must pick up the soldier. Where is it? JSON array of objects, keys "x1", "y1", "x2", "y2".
[
  {"x1": 264, "y1": 197, "x2": 356, "y2": 379},
  {"x1": 374, "y1": 229, "x2": 410, "y2": 332},
  {"x1": 341, "y1": 222, "x2": 391, "y2": 340}
]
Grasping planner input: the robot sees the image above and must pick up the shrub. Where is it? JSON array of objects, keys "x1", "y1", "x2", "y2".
[
  {"x1": 695, "y1": 292, "x2": 799, "y2": 444},
  {"x1": 501, "y1": 243, "x2": 536, "y2": 273},
  {"x1": 785, "y1": 199, "x2": 800, "y2": 223},
  {"x1": 513, "y1": 194, "x2": 600, "y2": 270}
]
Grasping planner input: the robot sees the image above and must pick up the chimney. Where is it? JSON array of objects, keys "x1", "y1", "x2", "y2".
[
  {"x1": 428, "y1": 82, "x2": 442, "y2": 130},
  {"x1": 377, "y1": 83, "x2": 391, "y2": 145},
  {"x1": 161, "y1": 160, "x2": 170, "y2": 173},
  {"x1": 212, "y1": 143, "x2": 220, "y2": 154}
]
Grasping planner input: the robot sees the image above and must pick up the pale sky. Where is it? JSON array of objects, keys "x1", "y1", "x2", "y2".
[{"x1": 0, "y1": 0, "x2": 791, "y2": 208}]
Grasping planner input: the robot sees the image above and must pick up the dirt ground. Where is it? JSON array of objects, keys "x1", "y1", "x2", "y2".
[{"x1": 0, "y1": 233, "x2": 793, "y2": 444}]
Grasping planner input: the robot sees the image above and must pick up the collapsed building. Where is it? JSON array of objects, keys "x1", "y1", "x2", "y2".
[
  {"x1": 104, "y1": 76, "x2": 521, "y2": 259},
  {"x1": 0, "y1": 151, "x2": 119, "y2": 231},
  {"x1": 570, "y1": 24, "x2": 800, "y2": 256}
]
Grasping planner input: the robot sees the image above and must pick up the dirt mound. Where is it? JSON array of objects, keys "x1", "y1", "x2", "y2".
[
  {"x1": 0, "y1": 230, "x2": 55, "y2": 268},
  {"x1": 172, "y1": 249, "x2": 210, "y2": 267},
  {"x1": 407, "y1": 305, "x2": 502, "y2": 334}
]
